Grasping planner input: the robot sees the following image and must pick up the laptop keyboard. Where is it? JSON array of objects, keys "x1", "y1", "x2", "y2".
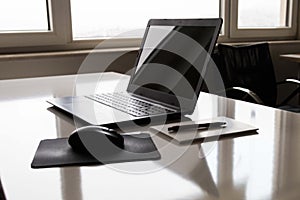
[{"x1": 86, "y1": 92, "x2": 175, "y2": 117}]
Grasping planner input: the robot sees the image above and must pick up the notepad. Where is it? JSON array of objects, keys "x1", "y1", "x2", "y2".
[{"x1": 149, "y1": 117, "x2": 258, "y2": 145}]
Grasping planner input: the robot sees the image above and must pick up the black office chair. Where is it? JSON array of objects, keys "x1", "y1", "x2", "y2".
[{"x1": 216, "y1": 43, "x2": 300, "y2": 112}]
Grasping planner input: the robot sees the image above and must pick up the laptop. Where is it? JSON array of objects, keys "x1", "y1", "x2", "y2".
[{"x1": 48, "y1": 18, "x2": 223, "y2": 128}]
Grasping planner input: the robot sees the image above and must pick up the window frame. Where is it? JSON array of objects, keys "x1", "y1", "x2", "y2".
[
  {"x1": 229, "y1": 0, "x2": 298, "y2": 39},
  {"x1": 0, "y1": 0, "x2": 298, "y2": 51},
  {"x1": 0, "y1": 0, "x2": 72, "y2": 48}
]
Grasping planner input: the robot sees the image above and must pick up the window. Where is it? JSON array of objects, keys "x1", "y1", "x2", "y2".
[
  {"x1": 0, "y1": 0, "x2": 49, "y2": 32},
  {"x1": 0, "y1": 0, "x2": 298, "y2": 50},
  {"x1": 238, "y1": 0, "x2": 288, "y2": 28},
  {"x1": 70, "y1": 0, "x2": 220, "y2": 39},
  {"x1": 230, "y1": 0, "x2": 298, "y2": 38},
  {"x1": 0, "y1": 0, "x2": 71, "y2": 48}
]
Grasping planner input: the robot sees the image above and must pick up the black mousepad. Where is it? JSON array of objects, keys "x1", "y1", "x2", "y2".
[{"x1": 31, "y1": 133, "x2": 160, "y2": 168}]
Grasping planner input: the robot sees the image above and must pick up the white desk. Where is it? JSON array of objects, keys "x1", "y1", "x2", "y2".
[{"x1": 0, "y1": 72, "x2": 300, "y2": 200}]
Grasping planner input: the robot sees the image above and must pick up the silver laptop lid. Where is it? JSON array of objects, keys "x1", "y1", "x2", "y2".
[{"x1": 127, "y1": 18, "x2": 222, "y2": 113}]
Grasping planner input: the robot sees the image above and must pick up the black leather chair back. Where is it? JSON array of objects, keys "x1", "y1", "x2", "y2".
[{"x1": 218, "y1": 43, "x2": 277, "y2": 106}]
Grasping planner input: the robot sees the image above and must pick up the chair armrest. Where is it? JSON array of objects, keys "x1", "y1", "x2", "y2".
[
  {"x1": 225, "y1": 87, "x2": 264, "y2": 105},
  {"x1": 277, "y1": 78, "x2": 300, "y2": 86},
  {"x1": 276, "y1": 78, "x2": 300, "y2": 106}
]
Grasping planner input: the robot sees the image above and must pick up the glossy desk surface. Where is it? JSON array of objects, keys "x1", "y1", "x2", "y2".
[{"x1": 0, "y1": 72, "x2": 300, "y2": 200}]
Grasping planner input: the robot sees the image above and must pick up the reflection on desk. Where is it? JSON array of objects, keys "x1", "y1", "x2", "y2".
[{"x1": 0, "y1": 72, "x2": 300, "y2": 200}]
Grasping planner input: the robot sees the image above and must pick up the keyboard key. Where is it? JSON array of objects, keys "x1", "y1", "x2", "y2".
[{"x1": 85, "y1": 92, "x2": 174, "y2": 117}]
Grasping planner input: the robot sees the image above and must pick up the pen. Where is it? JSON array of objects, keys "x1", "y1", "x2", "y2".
[{"x1": 168, "y1": 122, "x2": 227, "y2": 133}]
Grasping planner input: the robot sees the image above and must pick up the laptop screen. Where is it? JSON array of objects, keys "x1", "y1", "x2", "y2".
[{"x1": 127, "y1": 19, "x2": 222, "y2": 110}]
